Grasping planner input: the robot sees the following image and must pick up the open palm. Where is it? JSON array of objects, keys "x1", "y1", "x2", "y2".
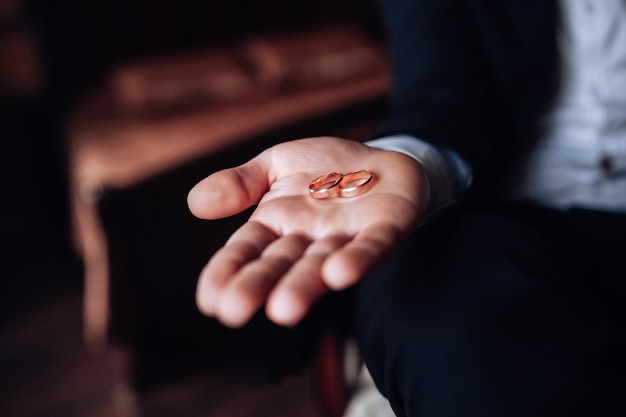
[{"x1": 188, "y1": 137, "x2": 429, "y2": 327}]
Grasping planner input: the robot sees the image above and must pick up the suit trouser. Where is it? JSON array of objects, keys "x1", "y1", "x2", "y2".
[{"x1": 357, "y1": 205, "x2": 626, "y2": 417}]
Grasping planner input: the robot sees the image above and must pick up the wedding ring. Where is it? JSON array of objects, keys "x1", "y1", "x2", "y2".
[
  {"x1": 338, "y1": 170, "x2": 375, "y2": 198},
  {"x1": 309, "y1": 172, "x2": 343, "y2": 199}
]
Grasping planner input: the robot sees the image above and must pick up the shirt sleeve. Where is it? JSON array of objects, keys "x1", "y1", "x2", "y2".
[{"x1": 365, "y1": 134, "x2": 473, "y2": 221}]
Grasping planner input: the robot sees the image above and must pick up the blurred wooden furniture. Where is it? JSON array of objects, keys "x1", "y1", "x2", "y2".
[{"x1": 65, "y1": 26, "x2": 389, "y2": 417}]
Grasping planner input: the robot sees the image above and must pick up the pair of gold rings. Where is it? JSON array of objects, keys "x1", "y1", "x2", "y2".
[{"x1": 309, "y1": 170, "x2": 376, "y2": 199}]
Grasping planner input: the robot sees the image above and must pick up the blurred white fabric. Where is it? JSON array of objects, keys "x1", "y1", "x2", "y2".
[{"x1": 343, "y1": 365, "x2": 396, "y2": 417}]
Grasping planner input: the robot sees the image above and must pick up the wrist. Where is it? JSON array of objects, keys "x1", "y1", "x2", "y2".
[{"x1": 366, "y1": 135, "x2": 472, "y2": 223}]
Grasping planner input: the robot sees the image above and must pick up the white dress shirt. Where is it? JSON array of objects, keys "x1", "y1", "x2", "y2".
[{"x1": 368, "y1": 0, "x2": 626, "y2": 214}]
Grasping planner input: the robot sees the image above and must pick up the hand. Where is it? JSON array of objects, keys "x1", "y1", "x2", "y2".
[{"x1": 188, "y1": 136, "x2": 429, "y2": 327}]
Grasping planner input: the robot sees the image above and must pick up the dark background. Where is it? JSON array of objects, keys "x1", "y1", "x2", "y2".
[{"x1": 1, "y1": 1, "x2": 386, "y2": 415}]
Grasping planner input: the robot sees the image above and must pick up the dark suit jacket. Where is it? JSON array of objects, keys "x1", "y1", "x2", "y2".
[{"x1": 377, "y1": 0, "x2": 561, "y2": 196}]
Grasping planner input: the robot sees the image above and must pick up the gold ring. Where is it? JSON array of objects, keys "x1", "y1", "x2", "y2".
[
  {"x1": 338, "y1": 170, "x2": 375, "y2": 198},
  {"x1": 309, "y1": 172, "x2": 343, "y2": 199}
]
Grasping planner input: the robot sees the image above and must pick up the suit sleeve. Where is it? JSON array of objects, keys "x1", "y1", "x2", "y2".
[{"x1": 375, "y1": 0, "x2": 559, "y2": 191}]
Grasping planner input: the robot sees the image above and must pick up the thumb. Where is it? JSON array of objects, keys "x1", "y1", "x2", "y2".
[{"x1": 187, "y1": 154, "x2": 270, "y2": 220}]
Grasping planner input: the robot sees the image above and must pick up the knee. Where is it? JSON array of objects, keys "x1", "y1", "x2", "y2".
[{"x1": 354, "y1": 215, "x2": 615, "y2": 417}]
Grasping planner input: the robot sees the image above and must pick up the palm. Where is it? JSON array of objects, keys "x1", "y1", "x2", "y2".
[{"x1": 188, "y1": 137, "x2": 428, "y2": 327}]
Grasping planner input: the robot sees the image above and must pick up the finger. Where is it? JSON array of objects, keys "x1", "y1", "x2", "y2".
[
  {"x1": 196, "y1": 221, "x2": 278, "y2": 316},
  {"x1": 266, "y1": 234, "x2": 350, "y2": 327},
  {"x1": 215, "y1": 233, "x2": 311, "y2": 328},
  {"x1": 322, "y1": 224, "x2": 403, "y2": 290},
  {"x1": 187, "y1": 153, "x2": 270, "y2": 220}
]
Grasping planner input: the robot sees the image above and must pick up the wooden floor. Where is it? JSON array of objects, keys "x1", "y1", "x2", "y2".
[{"x1": 0, "y1": 288, "x2": 326, "y2": 417}]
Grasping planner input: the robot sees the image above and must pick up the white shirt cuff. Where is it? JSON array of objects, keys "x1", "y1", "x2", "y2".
[{"x1": 365, "y1": 134, "x2": 472, "y2": 220}]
